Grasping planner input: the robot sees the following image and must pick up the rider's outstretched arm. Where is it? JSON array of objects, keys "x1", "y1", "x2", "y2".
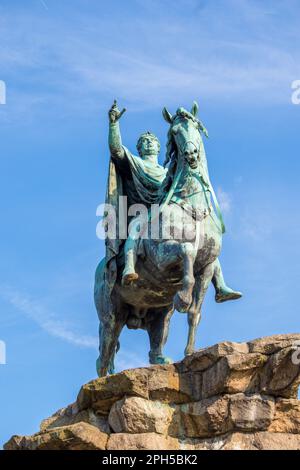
[
  {"x1": 109, "y1": 121, "x2": 126, "y2": 161},
  {"x1": 108, "y1": 101, "x2": 126, "y2": 162}
]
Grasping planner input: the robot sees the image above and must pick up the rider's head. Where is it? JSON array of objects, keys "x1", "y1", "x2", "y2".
[{"x1": 137, "y1": 132, "x2": 160, "y2": 158}]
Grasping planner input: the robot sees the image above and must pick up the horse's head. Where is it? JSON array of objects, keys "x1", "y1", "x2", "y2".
[{"x1": 162, "y1": 101, "x2": 206, "y2": 170}]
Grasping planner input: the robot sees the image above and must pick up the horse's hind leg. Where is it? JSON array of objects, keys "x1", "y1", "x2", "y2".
[
  {"x1": 97, "y1": 316, "x2": 124, "y2": 377},
  {"x1": 146, "y1": 306, "x2": 174, "y2": 365},
  {"x1": 174, "y1": 242, "x2": 195, "y2": 313},
  {"x1": 185, "y1": 263, "x2": 214, "y2": 356}
]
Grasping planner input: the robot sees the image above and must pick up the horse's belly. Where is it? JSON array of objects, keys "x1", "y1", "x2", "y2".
[
  {"x1": 117, "y1": 255, "x2": 182, "y2": 307},
  {"x1": 118, "y1": 285, "x2": 174, "y2": 308}
]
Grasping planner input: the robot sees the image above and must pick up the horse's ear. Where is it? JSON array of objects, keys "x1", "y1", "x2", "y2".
[
  {"x1": 162, "y1": 107, "x2": 173, "y2": 124},
  {"x1": 191, "y1": 101, "x2": 199, "y2": 117}
]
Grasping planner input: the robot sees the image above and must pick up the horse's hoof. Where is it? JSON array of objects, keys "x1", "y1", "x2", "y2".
[
  {"x1": 149, "y1": 354, "x2": 173, "y2": 365},
  {"x1": 184, "y1": 348, "x2": 194, "y2": 357},
  {"x1": 96, "y1": 357, "x2": 108, "y2": 377},
  {"x1": 96, "y1": 357, "x2": 115, "y2": 377},
  {"x1": 122, "y1": 272, "x2": 139, "y2": 286},
  {"x1": 174, "y1": 290, "x2": 192, "y2": 313}
]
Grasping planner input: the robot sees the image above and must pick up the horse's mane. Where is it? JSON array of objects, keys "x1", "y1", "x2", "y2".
[
  {"x1": 163, "y1": 128, "x2": 176, "y2": 168},
  {"x1": 156, "y1": 127, "x2": 176, "y2": 200}
]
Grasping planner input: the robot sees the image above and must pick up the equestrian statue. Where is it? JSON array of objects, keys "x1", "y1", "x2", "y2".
[{"x1": 94, "y1": 100, "x2": 242, "y2": 376}]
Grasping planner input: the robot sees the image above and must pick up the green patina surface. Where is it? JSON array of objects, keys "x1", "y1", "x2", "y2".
[{"x1": 94, "y1": 101, "x2": 242, "y2": 377}]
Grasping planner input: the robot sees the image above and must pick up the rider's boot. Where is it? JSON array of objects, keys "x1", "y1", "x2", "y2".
[
  {"x1": 122, "y1": 246, "x2": 139, "y2": 285},
  {"x1": 212, "y1": 259, "x2": 242, "y2": 303},
  {"x1": 215, "y1": 286, "x2": 243, "y2": 303}
]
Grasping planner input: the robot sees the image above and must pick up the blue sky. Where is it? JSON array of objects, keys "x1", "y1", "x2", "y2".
[{"x1": 0, "y1": 0, "x2": 300, "y2": 447}]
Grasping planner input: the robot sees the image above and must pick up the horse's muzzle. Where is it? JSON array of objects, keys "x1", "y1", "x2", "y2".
[{"x1": 185, "y1": 156, "x2": 198, "y2": 169}]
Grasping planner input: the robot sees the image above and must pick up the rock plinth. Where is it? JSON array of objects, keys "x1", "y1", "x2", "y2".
[{"x1": 4, "y1": 334, "x2": 300, "y2": 451}]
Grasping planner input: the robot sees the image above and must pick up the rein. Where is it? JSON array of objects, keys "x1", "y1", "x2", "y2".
[{"x1": 161, "y1": 152, "x2": 226, "y2": 234}]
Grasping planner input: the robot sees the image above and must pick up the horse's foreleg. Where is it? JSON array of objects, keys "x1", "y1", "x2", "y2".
[
  {"x1": 174, "y1": 242, "x2": 195, "y2": 313},
  {"x1": 146, "y1": 306, "x2": 174, "y2": 365},
  {"x1": 185, "y1": 263, "x2": 214, "y2": 356}
]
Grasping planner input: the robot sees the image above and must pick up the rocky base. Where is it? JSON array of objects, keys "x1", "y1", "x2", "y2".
[{"x1": 5, "y1": 334, "x2": 300, "y2": 450}]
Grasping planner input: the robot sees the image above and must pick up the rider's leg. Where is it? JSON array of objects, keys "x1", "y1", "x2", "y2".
[
  {"x1": 122, "y1": 218, "x2": 141, "y2": 285},
  {"x1": 212, "y1": 259, "x2": 242, "y2": 303}
]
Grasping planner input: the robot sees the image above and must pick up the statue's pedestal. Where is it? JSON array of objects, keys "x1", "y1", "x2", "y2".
[{"x1": 5, "y1": 334, "x2": 300, "y2": 450}]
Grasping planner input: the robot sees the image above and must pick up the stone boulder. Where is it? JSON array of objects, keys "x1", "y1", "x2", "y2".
[
  {"x1": 4, "y1": 333, "x2": 300, "y2": 451},
  {"x1": 5, "y1": 423, "x2": 108, "y2": 450}
]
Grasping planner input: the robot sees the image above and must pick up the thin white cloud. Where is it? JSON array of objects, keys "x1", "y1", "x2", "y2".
[
  {"x1": 0, "y1": 284, "x2": 146, "y2": 372},
  {"x1": 0, "y1": 0, "x2": 299, "y2": 122},
  {"x1": 0, "y1": 285, "x2": 98, "y2": 349},
  {"x1": 115, "y1": 351, "x2": 147, "y2": 372},
  {"x1": 217, "y1": 187, "x2": 231, "y2": 214},
  {"x1": 39, "y1": 0, "x2": 49, "y2": 11},
  {"x1": 240, "y1": 216, "x2": 273, "y2": 242}
]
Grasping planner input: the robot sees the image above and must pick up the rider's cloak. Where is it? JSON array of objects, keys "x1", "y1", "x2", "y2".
[{"x1": 102, "y1": 147, "x2": 167, "y2": 295}]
